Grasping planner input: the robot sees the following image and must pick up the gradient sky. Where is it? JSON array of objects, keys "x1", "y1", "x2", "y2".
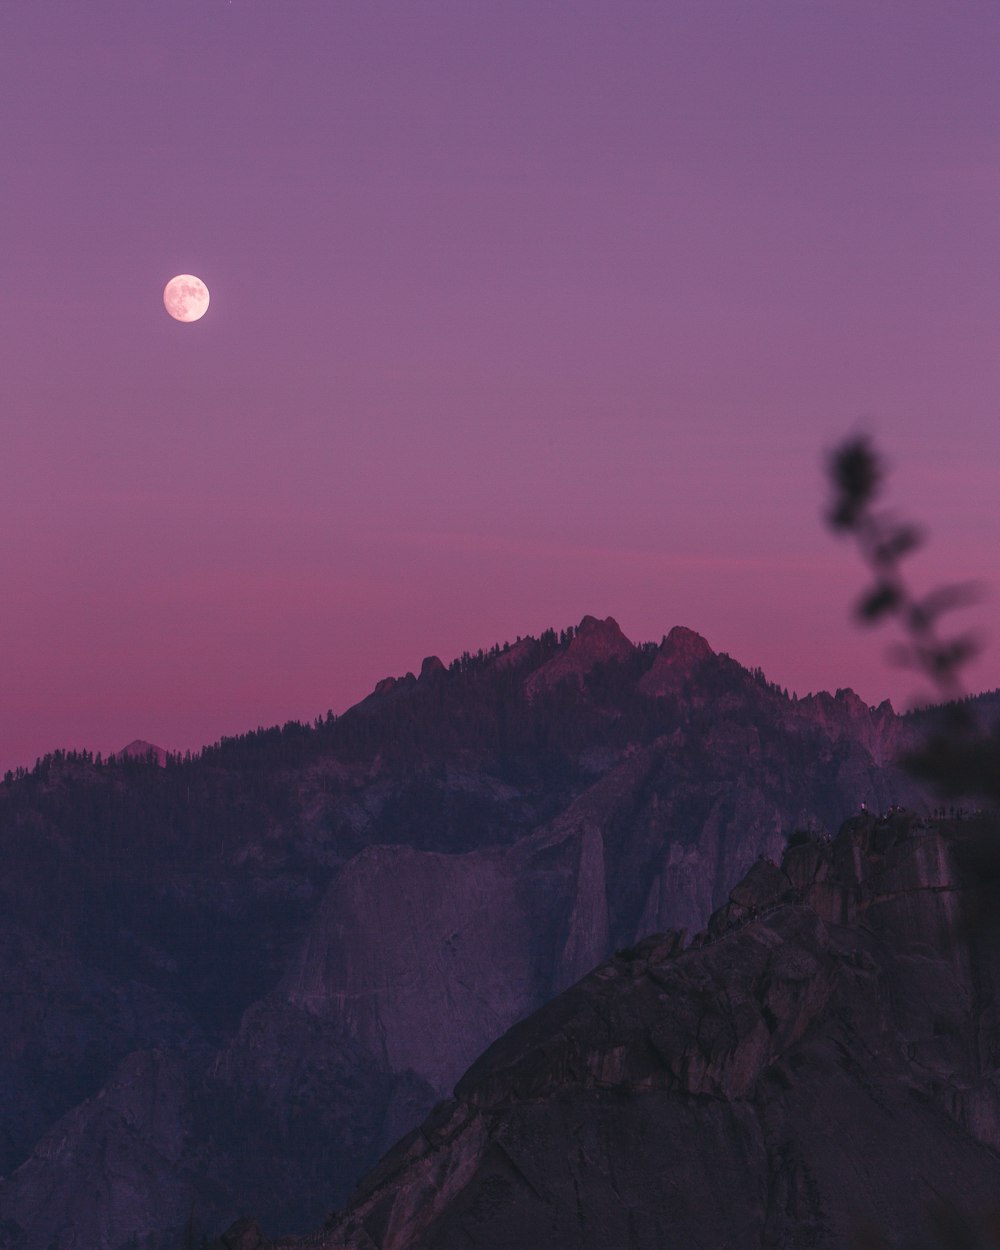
[{"x1": 2, "y1": 1, "x2": 998, "y2": 771}]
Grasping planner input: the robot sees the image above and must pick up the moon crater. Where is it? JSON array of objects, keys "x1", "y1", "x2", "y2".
[{"x1": 163, "y1": 274, "x2": 210, "y2": 323}]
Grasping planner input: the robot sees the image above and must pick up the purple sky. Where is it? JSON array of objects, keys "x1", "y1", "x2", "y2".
[{"x1": 2, "y1": 1, "x2": 998, "y2": 771}]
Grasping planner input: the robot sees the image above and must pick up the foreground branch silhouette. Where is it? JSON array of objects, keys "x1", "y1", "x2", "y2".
[{"x1": 827, "y1": 436, "x2": 1000, "y2": 803}]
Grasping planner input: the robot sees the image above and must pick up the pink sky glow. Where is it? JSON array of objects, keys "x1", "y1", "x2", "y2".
[{"x1": 1, "y1": 1, "x2": 998, "y2": 771}]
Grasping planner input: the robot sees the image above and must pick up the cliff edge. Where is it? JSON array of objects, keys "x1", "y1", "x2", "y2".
[{"x1": 258, "y1": 810, "x2": 1000, "y2": 1250}]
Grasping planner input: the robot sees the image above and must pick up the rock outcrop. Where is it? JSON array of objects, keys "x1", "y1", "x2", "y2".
[
  {"x1": 638, "y1": 624, "x2": 714, "y2": 697},
  {"x1": 524, "y1": 615, "x2": 634, "y2": 698},
  {"x1": 280, "y1": 714, "x2": 915, "y2": 1107},
  {"x1": 288, "y1": 812, "x2": 1000, "y2": 1250},
  {"x1": 795, "y1": 688, "x2": 902, "y2": 766},
  {"x1": 418, "y1": 657, "x2": 445, "y2": 683}
]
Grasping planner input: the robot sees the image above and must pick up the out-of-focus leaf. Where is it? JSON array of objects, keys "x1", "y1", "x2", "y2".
[
  {"x1": 856, "y1": 583, "x2": 901, "y2": 622},
  {"x1": 827, "y1": 437, "x2": 881, "y2": 530},
  {"x1": 874, "y1": 523, "x2": 923, "y2": 564},
  {"x1": 909, "y1": 583, "x2": 986, "y2": 630},
  {"x1": 928, "y1": 635, "x2": 980, "y2": 678}
]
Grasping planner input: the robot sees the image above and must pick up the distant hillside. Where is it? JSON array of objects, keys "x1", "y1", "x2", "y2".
[{"x1": 0, "y1": 616, "x2": 939, "y2": 1249}]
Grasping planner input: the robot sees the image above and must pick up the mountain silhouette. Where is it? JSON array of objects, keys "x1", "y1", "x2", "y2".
[{"x1": 0, "y1": 617, "x2": 954, "y2": 1248}]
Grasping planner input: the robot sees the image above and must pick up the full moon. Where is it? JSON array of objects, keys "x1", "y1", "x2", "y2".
[{"x1": 163, "y1": 274, "x2": 210, "y2": 323}]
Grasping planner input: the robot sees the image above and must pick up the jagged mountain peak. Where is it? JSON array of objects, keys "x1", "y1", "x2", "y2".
[
  {"x1": 663, "y1": 623, "x2": 714, "y2": 662},
  {"x1": 575, "y1": 612, "x2": 628, "y2": 640},
  {"x1": 638, "y1": 624, "x2": 714, "y2": 697},
  {"x1": 525, "y1": 614, "x2": 635, "y2": 698},
  {"x1": 417, "y1": 655, "x2": 446, "y2": 682}
]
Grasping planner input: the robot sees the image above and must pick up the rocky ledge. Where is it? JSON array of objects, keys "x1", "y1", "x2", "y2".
[{"x1": 223, "y1": 809, "x2": 1000, "y2": 1250}]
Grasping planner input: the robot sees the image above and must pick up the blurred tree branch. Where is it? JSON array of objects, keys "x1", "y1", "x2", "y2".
[{"x1": 826, "y1": 436, "x2": 999, "y2": 802}]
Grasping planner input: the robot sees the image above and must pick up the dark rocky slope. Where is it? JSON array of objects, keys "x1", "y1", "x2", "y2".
[
  {"x1": 272, "y1": 811, "x2": 1000, "y2": 1250},
  {"x1": 0, "y1": 618, "x2": 943, "y2": 1247}
]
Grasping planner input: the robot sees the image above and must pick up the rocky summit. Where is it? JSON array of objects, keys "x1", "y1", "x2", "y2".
[
  {"x1": 0, "y1": 618, "x2": 970, "y2": 1249},
  {"x1": 266, "y1": 810, "x2": 1000, "y2": 1250}
]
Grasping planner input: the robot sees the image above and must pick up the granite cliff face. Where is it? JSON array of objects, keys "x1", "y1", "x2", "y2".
[
  {"x1": 0, "y1": 618, "x2": 939, "y2": 1248},
  {"x1": 289, "y1": 812, "x2": 1000, "y2": 1250},
  {"x1": 280, "y1": 716, "x2": 918, "y2": 1104}
]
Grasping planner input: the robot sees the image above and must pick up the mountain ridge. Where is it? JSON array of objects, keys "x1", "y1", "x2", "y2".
[{"x1": 0, "y1": 616, "x2": 950, "y2": 1249}]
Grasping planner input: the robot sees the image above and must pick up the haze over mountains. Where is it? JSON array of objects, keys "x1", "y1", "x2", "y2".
[{"x1": 0, "y1": 616, "x2": 975, "y2": 1249}]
